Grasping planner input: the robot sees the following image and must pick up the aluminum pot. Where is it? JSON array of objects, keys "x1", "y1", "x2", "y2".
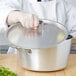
[
  {"x1": 6, "y1": 20, "x2": 72, "y2": 71},
  {"x1": 17, "y1": 35, "x2": 72, "y2": 71}
]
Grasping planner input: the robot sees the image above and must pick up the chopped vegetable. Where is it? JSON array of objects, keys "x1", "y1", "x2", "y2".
[{"x1": 0, "y1": 65, "x2": 17, "y2": 76}]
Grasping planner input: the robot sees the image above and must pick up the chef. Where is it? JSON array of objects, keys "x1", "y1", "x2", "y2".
[{"x1": 0, "y1": 0, "x2": 76, "y2": 54}]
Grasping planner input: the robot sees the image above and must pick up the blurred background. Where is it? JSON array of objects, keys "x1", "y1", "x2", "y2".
[
  {"x1": 65, "y1": 0, "x2": 76, "y2": 54},
  {"x1": 66, "y1": 0, "x2": 76, "y2": 6},
  {"x1": 0, "y1": 0, "x2": 76, "y2": 54}
]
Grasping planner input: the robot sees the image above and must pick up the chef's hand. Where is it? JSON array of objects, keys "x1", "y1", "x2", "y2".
[{"x1": 7, "y1": 11, "x2": 39, "y2": 29}]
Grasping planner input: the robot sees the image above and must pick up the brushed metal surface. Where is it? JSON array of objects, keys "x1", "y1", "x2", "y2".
[
  {"x1": 17, "y1": 39, "x2": 72, "y2": 71},
  {"x1": 7, "y1": 20, "x2": 68, "y2": 49}
]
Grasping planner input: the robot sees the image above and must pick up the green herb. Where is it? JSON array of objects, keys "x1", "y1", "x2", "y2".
[{"x1": 0, "y1": 65, "x2": 17, "y2": 76}]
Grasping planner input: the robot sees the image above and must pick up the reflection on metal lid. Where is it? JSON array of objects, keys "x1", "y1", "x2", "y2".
[{"x1": 7, "y1": 20, "x2": 68, "y2": 49}]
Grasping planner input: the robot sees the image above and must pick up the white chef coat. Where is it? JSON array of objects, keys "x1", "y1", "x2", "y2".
[{"x1": 0, "y1": 0, "x2": 76, "y2": 53}]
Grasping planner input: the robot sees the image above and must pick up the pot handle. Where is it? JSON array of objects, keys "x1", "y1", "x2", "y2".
[{"x1": 66, "y1": 35, "x2": 73, "y2": 40}]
